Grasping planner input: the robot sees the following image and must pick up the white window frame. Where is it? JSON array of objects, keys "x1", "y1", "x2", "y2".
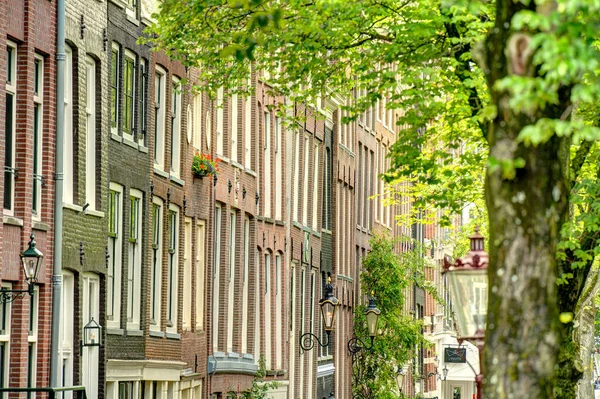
[
  {"x1": 302, "y1": 136, "x2": 310, "y2": 226},
  {"x1": 195, "y1": 221, "x2": 206, "y2": 331},
  {"x1": 213, "y1": 205, "x2": 222, "y2": 352},
  {"x1": 227, "y1": 211, "x2": 236, "y2": 352},
  {"x1": 154, "y1": 66, "x2": 166, "y2": 170},
  {"x1": 293, "y1": 131, "x2": 300, "y2": 222},
  {"x1": 127, "y1": 189, "x2": 143, "y2": 330},
  {"x1": 166, "y1": 204, "x2": 179, "y2": 334},
  {"x1": 241, "y1": 217, "x2": 249, "y2": 353},
  {"x1": 244, "y1": 90, "x2": 252, "y2": 169},
  {"x1": 192, "y1": 94, "x2": 202, "y2": 151},
  {"x1": 85, "y1": 57, "x2": 97, "y2": 210},
  {"x1": 82, "y1": 273, "x2": 100, "y2": 399},
  {"x1": 4, "y1": 42, "x2": 17, "y2": 215},
  {"x1": 0, "y1": 283, "x2": 12, "y2": 397},
  {"x1": 139, "y1": 59, "x2": 147, "y2": 146},
  {"x1": 110, "y1": 43, "x2": 120, "y2": 137},
  {"x1": 312, "y1": 144, "x2": 319, "y2": 229},
  {"x1": 263, "y1": 111, "x2": 271, "y2": 218},
  {"x1": 170, "y1": 77, "x2": 181, "y2": 178},
  {"x1": 183, "y1": 217, "x2": 192, "y2": 331},
  {"x1": 186, "y1": 104, "x2": 192, "y2": 145},
  {"x1": 59, "y1": 271, "x2": 74, "y2": 398},
  {"x1": 123, "y1": 51, "x2": 136, "y2": 142},
  {"x1": 275, "y1": 254, "x2": 282, "y2": 369},
  {"x1": 274, "y1": 117, "x2": 282, "y2": 220},
  {"x1": 264, "y1": 252, "x2": 271, "y2": 369},
  {"x1": 150, "y1": 197, "x2": 163, "y2": 330},
  {"x1": 63, "y1": 44, "x2": 75, "y2": 205},
  {"x1": 216, "y1": 87, "x2": 224, "y2": 156},
  {"x1": 107, "y1": 183, "x2": 123, "y2": 329},
  {"x1": 231, "y1": 94, "x2": 238, "y2": 162},
  {"x1": 33, "y1": 54, "x2": 44, "y2": 218}
]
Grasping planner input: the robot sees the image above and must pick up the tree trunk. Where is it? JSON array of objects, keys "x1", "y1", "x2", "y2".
[{"x1": 484, "y1": 1, "x2": 571, "y2": 397}]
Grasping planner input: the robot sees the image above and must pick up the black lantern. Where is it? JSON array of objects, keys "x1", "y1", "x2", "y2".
[
  {"x1": 395, "y1": 366, "x2": 406, "y2": 393},
  {"x1": 347, "y1": 296, "x2": 381, "y2": 355},
  {"x1": 82, "y1": 317, "x2": 102, "y2": 347},
  {"x1": 299, "y1": 277, "x2": 339, "y2": 353},
  {"x1": 0, "y1": 234, "x2": 44, "y2": 303}
]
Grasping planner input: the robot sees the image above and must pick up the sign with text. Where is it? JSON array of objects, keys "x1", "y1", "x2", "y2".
[{"x1": 444, "y1": 347, "x2": 467, "y2": 363}]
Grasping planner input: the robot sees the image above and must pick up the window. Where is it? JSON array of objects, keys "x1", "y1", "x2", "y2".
[
  {"x1": 82, "y1": 274, "x2": 100, "y2": 399},
  {"x1": 212, "y1": 205, "x2": 222, "y2": 352},
  {"x1": 263, "y1": 111, "x2": 271, "y2": 218},
  {"x1": 195, "y1": 221, "x2": 206, "y2": 330},
  {"x1": 27, "y1": 287, "x2": 39, "y2": 399},
  {"x1": 110, "y1": 43, "x2": 120, "y2": 136},
  {"x1": 275, "y1": 254, "x2": 282, "y2": 369},
  {"x1": 312, "y1": 144, "x2": 319, "y2": 229},
  {"x1": 154, "y1": 67, "x2": 166, "y2": 170},
  {"x1": 0, "y1": 284, "x2": 11, "y2": 399},
  {"x1": 241, "y1": 217, "x2": 249, "y2": 353},
  {"x1": 64, "y1": 45, "x2": 74, "y2": 205},
  {"x1": 302, "y1": 136, "x2": 310, "y2": 225},
  {"x1": 274, "y1": 117, "x2": 282, "y2": 220},
  {"x1": 127, "y1": 190, "x2": 143, "y2": 330},
  {"x1": 244, "y1": 89, "x2": 252, "y2": 168},
  {"x1": 125, "y1": 0, "x2": 137, "y2": 18},
  {"x1": 123, "y1": 52, "x2": 136, "y2": 141},
  {"x1": 227, "y1": 212, "x2": 236, "y2": 352},
  {"x1": 322, "y1": 147, "x2": 332, "y2": 230},
  {"x1": 293, "y1": 131, "x2": 300, "y2": 222},
  {"x1": 170, "y1": 78, "x2": 181, "y2": 178},
  {"x1": 192, "y1": 94, "x2": 202, "y2": 150},
  {"x1": 139, "y1": 59, "x2": 148, "y2": 146},
  {"x1": 150, "y1": 199, "x2": 163, "y2": 329},
  {"x1": 183, "y1": 217, "x2": 192, "y2": 331},
  {"x1": 33, "y1": 55, "x2": 44, "y2": 217},
  {"x1": 4, "y1": 42, "x2": 16, "y2": 214},
  {"x1": 118, "y1": 382, "x2": 134, "y2": 399},
  {"x1": 264, "y1": 253, "x2": 271, "y2": 369},
  {"x1": 254, "y1": 248, "x2": 261, "y2": 358},
  {"x1": 107, "y1": 184, "x2": 123, "y2": 328},
  {"x1": 85, "y1": 57, "x2": 97, "y2": 210},
  {"x1": 166, "y1": 205, "x2": 179, "y2": 332},
  {"x1": 216, "y1": 87, "x2": 224, "y2": 156},
  {"x1": 59, "y1": 272, "x2": 74, "y2": 399},
  {"x1": 231, "y1": 94, "x2": 238, "y2": 162}
]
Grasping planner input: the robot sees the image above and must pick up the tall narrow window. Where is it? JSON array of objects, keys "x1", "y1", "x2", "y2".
[
  {"x1": 154, "y1": 67, "x2": 166, "y2": 170},
  {"x1": 322, "y1": 147, "x2": 332, "y2": 230},
  {"x1": 274, "y1": 117, "x2": 282, "y2": 220},
  {"x1": 33, "y1": 55, "x2": 44, "y2": 217},
  {"x1": 107, "y1": 184, "x2": 123, "y2": 328},
  {"x1": 110, "y1": 44, "x2": 120, "y2": 136},
  {"x1": 302, "y1": 136, "x2": 310, "y2": 225},
  {"x1": 63, "y1": 45, "x2": 74, "y2": 205},
  {"x1": 263, "y1": 111, "x2": 271, "y2": 218},
  {"x1": 275, "y1": 254, "x2": 282, "y2": 369},
  {"x1": 166, "y1": 205, "x2": 179, "y2": 333},
  {"x1": 127, "y1": 190, "x2": 142, "y2": 330},
  {"x1": 213, "y1": 205, "x2": 222, "y2": 352},
  {"x1": 293, "y1": 131, "x2": 300, "y2": 222},
  {"x1": 171, "y1": 77, "x2": 181, "y2": 178},
  {"x1": 85, "y1": 57, "x2": 97, "y2": 210},
  {"x1": 216, "y1": 87, "x2": 224, "y2": 156},
  {"x1": 0, "y1": 284, "x2": 11, "y2": 398},
  {"x1": 227, "y1": 212, "x2": 236, "y2": 352},
  {"x1": 264, "y1": 253, "x2": 271, "y2": 369},
  {"x1": 241, "y1": 217, "x2": 250, "y2": 353},
  {"x1": 4, "y1": 43, "x2": 17, "y2": 213},
  {"x1": 59, "y1": 272, "x2": 74, "y2": 398},
  {"x1": 195, "y1": 221, "x2": 206, "y2": 330},
  {"x1": 192, "y1": 94, "x2": 202, "y2": 150},
  {"x1": 183, "y1": 217, "x2": 192, "y2": 331},
  {"x1": 244, "y1": 89, "x2": 252, "y2": 168},
  {"x1": 82, "y1": 274, "x2": 100, "y2": 399},
  {"x1": 231, "y1": 94, "x2": 238, "y2": 162},
  {"x1": 312, "y1": 144, "x2": 319, "y2": 229},
  {"x1": 123, "y1": 52, "x2": 136, "y2": 141},
  {"x1": 150, "y1": 199, "x2": 163, "y2": 330},
  {"x1": 139, "y1": 59, "x2": 147, "y2": 146}
]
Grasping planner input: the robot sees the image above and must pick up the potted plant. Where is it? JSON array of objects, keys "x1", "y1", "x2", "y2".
[{"x1": 192, "y1": 152, "x2": 220, "y2": 178}]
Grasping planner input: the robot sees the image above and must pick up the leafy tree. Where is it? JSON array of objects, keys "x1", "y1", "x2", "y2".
[
  {"x1": 226, "y1": 355, "x2": 279, "y2": 399},
  {"x1": 147, "y1": 0, "x2": 600, "y2": 397},
  {"x1": 351, "y1": 234, "x2": 430, "y2": 399}
]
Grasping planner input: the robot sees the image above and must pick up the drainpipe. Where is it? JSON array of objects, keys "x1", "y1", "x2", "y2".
[{"x1": 50, "y1": 0, "x2": 65, "y2": 389}]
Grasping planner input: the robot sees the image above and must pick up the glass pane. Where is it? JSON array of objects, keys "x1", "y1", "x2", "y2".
[{"x1": 4, "y1": 93, "x2": 14, "y2": 210}]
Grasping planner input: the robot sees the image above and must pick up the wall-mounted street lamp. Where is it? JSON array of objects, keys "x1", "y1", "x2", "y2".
[
  {"x1": 0, "y1": 234, "x2": 44, "y2": 303},
  {"x1": 299, "y1": 277, "x2": 339, "y2": 353},
  {"x1": 347, "y1": 296, "x2": 381, "y2": 355},
  {"x1": 82, "y1": 317, "x2": 102, "y2": 348},
  {"x1": 443, "y1": 227, "x2": 488, "y2": 399},
  {"x1": 395, "y1": 366, "x2": 406, "y2": 394}
]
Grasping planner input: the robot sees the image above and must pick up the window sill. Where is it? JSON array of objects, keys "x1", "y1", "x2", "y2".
[
  {"x1": 232, "y1": 160, "x2": 244, "y2": 170},
  {"x1": 170, "y1": 175, "x2": 185, "y2": 186},
  {"x1": 217, "y1": 155, "x2": 230, "y2": 164},
  {"x1": 3, "y1": 215, "x2": 23, "y2": 227},
  {"x1": 111, "y1": 132, "x2": 122, "y2": 143},
  {"x1": 154, "y1": 167, "x2": 169, "y2": 179},
  {"x1": 86, "y1": 209, "x2": 105, "y2": 218},
  {"x1": 245, "y1": 168, "x2": 257, "y2": 177},
  {"x1": 126, "y1": 329, "x2": 143, "y2": 336},
  {"x1": 292, "y1": 221, "x2": 303, "y2": 230},
  {"x1": 123, "y1": 136, "x2": 138, "y2": 149},
  {"x1": 33, "y1": 221, "x2": 50, "y2": 231},
  {"x1": 149, "y1": 330, "x2": 164, "y2": 338},
  {"x1": 125, "y1": 12, "x2": 140, "y2": 26},
  {"x1": 107, "y1": 328, "x2": 124, "y2": 335},
  {"x1": 166, "y1": 332, "x2": 180, "y2": 340},
  {"x1": 139, "y1": 145, "x2": 149, "y2": 154},
  {"x1": 109, "y1": 0, "x2": 127, "y2": 9},
  {"x1": 63, "y1": 203, "x2": 83, "y2": 213}
]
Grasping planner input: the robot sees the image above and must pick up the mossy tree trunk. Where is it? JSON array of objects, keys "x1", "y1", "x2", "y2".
[{"x1": 483, "y1": 1, "x2": 575, "y2": 397}]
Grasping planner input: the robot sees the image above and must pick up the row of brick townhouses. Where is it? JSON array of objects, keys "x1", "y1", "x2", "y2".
[{"x1": 0, "y1": 0, "x2": 474, "y2": 398}]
